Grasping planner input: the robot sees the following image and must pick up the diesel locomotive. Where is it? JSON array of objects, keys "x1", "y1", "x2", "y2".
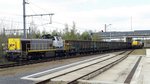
[{"x1": 5, "y1": 35, "x2": 143, "y2": 61}]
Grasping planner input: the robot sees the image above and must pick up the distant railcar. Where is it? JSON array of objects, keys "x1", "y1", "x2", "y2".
[{"x1": 132, "y1": 40, "x2": 144, "y2": 48}]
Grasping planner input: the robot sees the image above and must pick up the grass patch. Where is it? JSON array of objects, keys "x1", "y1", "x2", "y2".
[{"x1": 131, "y1": 49, "x2": 146, "y2": 55}]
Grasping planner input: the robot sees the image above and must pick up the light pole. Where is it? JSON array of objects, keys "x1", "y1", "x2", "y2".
[
  {"x1": 23, "y1": 0, "x2": 26, "y2": 38},
  {"x1": 104, "y1": 24, "x2": 112, "y2": 41},
  {"x1": 104, "y1": 24, "x2": 111, "y2": 32},
  {"x1": 109, "y1": 25, "x2": 112, "y2": 42},
  {"x1": 22, "y1": 0, "x2": 54, "y2": 38},
  {"x1": 131, "y1": 16, "x2": 132, "y2": 31}
]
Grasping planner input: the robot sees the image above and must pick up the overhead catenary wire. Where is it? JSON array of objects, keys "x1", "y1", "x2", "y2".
[
  {"x1": 0, "y1": 17, "x2": 94, "y2": 33},
  {"x1": 1, "y1": 0, "x2": 97, "y2": 33},
  {"x1": 27, "y1": 5, "x2": 37, "y2": 15},
  {"x1": 26, "y1": 1, "x2": 89, "y2": 30},
  {"x1": 0, "y1": 18, "x2": 30, "y2": 24},
  {"x1": 28, "y1": 1, "x2": 51, "y2": 13}
]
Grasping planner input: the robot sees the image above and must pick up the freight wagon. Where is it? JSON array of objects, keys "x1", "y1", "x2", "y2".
[{"x1": 5, "y1": 35, "x2": 141, "y2": 61}]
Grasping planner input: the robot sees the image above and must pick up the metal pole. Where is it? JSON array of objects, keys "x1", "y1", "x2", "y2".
[
  {"x1": 110, "y1": 25, "x2": 112, "y2": 42},
  {"x1": 131, "y1": 16, "x2": 132, "y2": 31},
  {"x1": 29, "y1": 27, "x2": 31, "y2": 38},
  {"x1": 109, "y1": 31, "x2": 111, "y2": 42},
  {"x1": 105, "y1": 24, "x2": 106, "y2": 32},
  {"x1": 23, "y1": 0, "x2": 26, "y2": 38},
  {"x1": 3, "y1": 28, "x2": 5, "y2": 35},
  {"x1": 104, "y1": 24, "x2": 112, "y2": 41}
]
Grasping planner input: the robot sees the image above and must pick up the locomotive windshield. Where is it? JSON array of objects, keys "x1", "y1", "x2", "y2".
[{"x1": 41, "y1": 34, "x2": 54, "y2": 39}]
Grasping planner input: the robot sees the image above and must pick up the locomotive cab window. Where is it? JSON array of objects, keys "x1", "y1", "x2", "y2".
[
  {"x1": 55, "y1": 36, "x2": 59, "y2": 41},
  {"x1": 52, "y1": 37, "x2": 55, "y2": 40}
]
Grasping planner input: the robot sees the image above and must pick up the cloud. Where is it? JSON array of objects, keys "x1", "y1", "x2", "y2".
[
  {"x1": 0, "y1": 0, "x2": 150, "y2": 32},
  {"x1": 34, "y1": 4, "x2": 150, "y2": 32},
  {"x1": 56, "y1": 5, "x2": 150, "y2": 31}
]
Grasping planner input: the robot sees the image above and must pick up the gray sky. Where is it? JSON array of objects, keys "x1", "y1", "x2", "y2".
[{"x1": 0, "y1": 0, "x2": 150, "y2": 32}]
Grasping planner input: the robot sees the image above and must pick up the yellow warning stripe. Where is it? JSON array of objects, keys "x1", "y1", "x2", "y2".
[{"x1": 28, "y1": 49, "x2": 57, "y2": 53}]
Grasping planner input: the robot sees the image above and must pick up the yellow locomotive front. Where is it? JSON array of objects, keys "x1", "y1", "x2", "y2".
[
  {"x1": 132, "y1": 40, "x2": 143, "y2": 48},
  {"x1": 8, "y1": 38, "x2": 21, "y2": 51},
  {"x1": 6, "y1": 38, "x2": 22, "y2": 61}
]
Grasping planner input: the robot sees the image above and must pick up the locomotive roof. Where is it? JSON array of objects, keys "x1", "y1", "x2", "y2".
[{"x1": 20, "y1": 38, "x2": 53, "y2": 41}]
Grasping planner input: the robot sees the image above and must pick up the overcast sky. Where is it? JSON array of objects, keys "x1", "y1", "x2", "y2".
[{"x1": 0, "y1": 0, "x2": 150, "y2": 32}]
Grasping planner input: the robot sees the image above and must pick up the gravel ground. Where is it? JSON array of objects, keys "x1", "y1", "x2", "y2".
[{"x1": 130, "y1": 49, "x2": 146, "y2": 55}]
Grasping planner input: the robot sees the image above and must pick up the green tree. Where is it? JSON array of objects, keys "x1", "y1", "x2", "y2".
[
  {"x1": 62, "y1": 24, "x2": 70, "y2": 40},
  {"x1": 70, "y1": 22, "x2": 78, "y2": 40},
  {"x1": 42, "y1": 28, "x2": 49, "y2": 35},
  {"x1": 35, "y1": 30, "x2": 41, "y2": 38},
  {"x1": 92, "y1": 33, "x2": 102, "y2": 41},
  {"x1": 51, "y1": 29, "x2": 62, "y2": 36},
  {"x1": 80, "y1": 31, "x2": 91, "y2": 40},
  {"x1": 62, "y1": 22, "x2": 79, "y2": 40}
]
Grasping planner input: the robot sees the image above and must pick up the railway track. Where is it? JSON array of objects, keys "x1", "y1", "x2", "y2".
[
  {"x1": 0, "y1": 55, "x2": 94, "y2": 68},
  {"x1": 0, "y1": 58, "x2": 54, "y2": 68},
  {"x1": 0, "y1": 61, "x2": 49, "y2": 68},
  {"x1": 0, "y1": 50, "x2": 126, "y2": 69},
  {"x1": 21, "y1": 50, "x2": 133, "y2": 84}
]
